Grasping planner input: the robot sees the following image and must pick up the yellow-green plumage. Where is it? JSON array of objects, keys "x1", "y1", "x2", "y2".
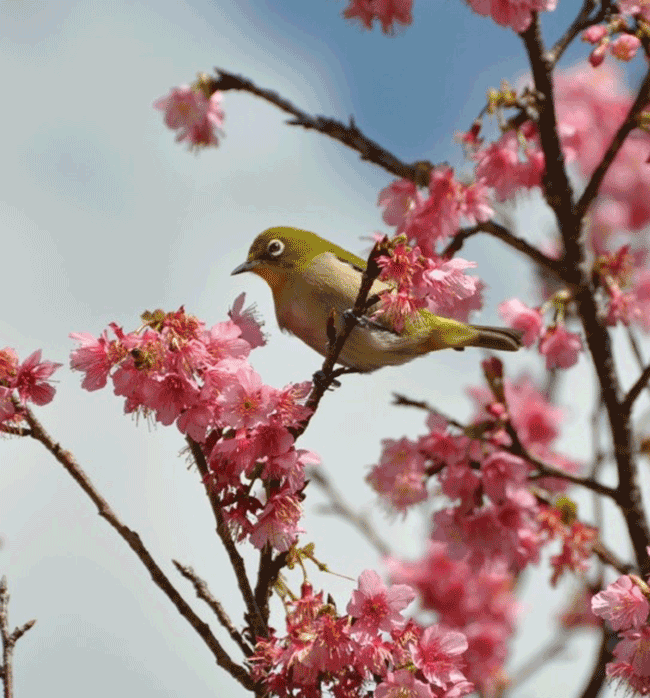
[{"x1": 232, "y1": 227, "x2": 523, "y2": 372}]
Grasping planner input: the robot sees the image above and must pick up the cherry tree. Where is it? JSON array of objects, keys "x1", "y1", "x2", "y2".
[{"x1": 4, "y1": 1, "x2": 650, "y2": 696}]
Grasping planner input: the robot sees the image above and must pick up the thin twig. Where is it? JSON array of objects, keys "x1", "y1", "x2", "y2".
[
  {"x1": 21, "y1": 406, "x2": 256, "y2": 692},
  {"x1": 442, "y1": 221, "x2": 565, "y2": 281},
  {"x1": 622, "y1": 363, "x2": 650, "y2": 414},
  {"x1": 392, "y1": 392, "x2": 618, "y2": 499},
  {"x1": 546, "y1": 0, "x2": 609, "y2": 67},
  {"x1": 308, "y1": 468, "x2": 391, "y2": 557},
  {"x1": 185, "y1": 436, "x2": 266, "y2": 641},
  {"x1": 0, "y1": 577, "x2": 36, "y2": 698},
  {"x1": 209, "y1": 69, "x2": 432, "y2": 186},
  {"x1": 173, "y1": 561, "x2": 253, "y2": 657}
]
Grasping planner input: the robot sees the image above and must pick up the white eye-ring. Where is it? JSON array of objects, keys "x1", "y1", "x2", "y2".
[{"x1": 267, "y1": 239, "x2": 285, "y2": 257}]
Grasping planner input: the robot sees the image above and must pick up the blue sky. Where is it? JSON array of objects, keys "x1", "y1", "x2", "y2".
[{"x1": 0, "y1": 1, "x2": 633, "y2": 696}]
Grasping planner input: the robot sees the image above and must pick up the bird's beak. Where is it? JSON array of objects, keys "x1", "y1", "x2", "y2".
[{"x1": 231, "y1": 259, "x2": 259, "y2": 276}]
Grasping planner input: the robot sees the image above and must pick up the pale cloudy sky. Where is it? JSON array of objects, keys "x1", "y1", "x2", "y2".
[{"x1": 0, "y1": 1, "x2": 638, "y2": 696}]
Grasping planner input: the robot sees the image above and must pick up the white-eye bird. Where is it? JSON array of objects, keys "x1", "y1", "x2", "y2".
[{"x1": 231, "y1": 227, "x2": 523, "y2": 373}]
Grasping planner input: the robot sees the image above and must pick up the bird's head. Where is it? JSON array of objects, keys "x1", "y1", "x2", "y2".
[{"x1": 231, "y1": 226, "x2": 361, "y2": 291}]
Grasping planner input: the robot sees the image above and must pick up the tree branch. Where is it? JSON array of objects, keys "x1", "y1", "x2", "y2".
[
  {"x1": 442, "y1": 220, "x2": 565, "y2": 280},
  {"x1": 21, "y1": 407, "x2": 256, "y2": 692},
  {"x1": 547, "y1": 0, "x2": 610, "y2": 67},
  {"x1": 575, "y1": 65, "x2": 650, "y2": 223},
  {"x1": 0, "y1": 577, "x2": 36, "y2": 698},
  {"x1": 209, "y1": 69, "x2": 432, "y2": 186}
]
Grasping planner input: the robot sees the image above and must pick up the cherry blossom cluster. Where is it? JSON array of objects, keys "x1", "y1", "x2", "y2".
[
  {"x1": 249, "y1": 569, "x2": 473, "y2": 698},
  {"x1": 368, "y1": 363, "x2": 583, "y2": 573},
  {"x1": 69, "y1": 298, "x2": 319, "y2": 552},
  {"x1": 498, "y1": 296, "x2": 583, "y2": 370},
  {"x1": 591, "y1": 572, "x2": 650, "y2": 694},
  {"x1": 370, "y1": 233, "x2": 484, "y2": 333},
  {"x1": 555, "y1": 65, "x2": 650, "y2": 243},
  {"x1": 582, "y1": 3, "x2": 649, "y2": 68},
  {"x1": 341, "y1": 0, "x2": 557, "y2": 34},
  {"x1": 154, "y1": 79, "x2": 224, "y2": 149},
  {"x1": 0, "y1": 348, "x2": 62, "y2": 425},
  {"x1": 388, "y1": 542, "x2": 518, "y2": 695}
]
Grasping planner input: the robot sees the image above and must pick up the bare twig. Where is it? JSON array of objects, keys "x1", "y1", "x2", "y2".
[
  {"x1": 442, "y1": 221, "x2": 565, "y2": 281},
  {"x1": 173, "y1": 561, "x2": 253, "y2": 657},
  {"x1": 185, "y1": 436, "x2": 266, "y2": 641},
  {"x1": 209, "y1": 69, "x2": 432, "y2": 186},
  {"x1": 308, "y1": 468, "x2": 391, "y2": 557},
  {"x1": 622, "y1": 362, "x2": 650, "y2": 414},
  {"x1": 21, "y1": 407, "x2": 256, "y2": 691},
  {"x1": 0, "y1": 577, "x2": 36, "y2": 698},
  {"x1": 547, "y1": 0, "x2": 610, "y2": 67}
]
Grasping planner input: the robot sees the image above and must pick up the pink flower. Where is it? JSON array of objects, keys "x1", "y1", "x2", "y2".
[
  {"x1": 420, "y1": 255, "x2": 483, "y2": 322},
  {"x1": 464, "y1": 0, "x2": 557, "y2": 32},
  {"x1": 347, "y1": 569, "x2": 416, "y2": 638},
  {"x1": 498, "y1": 298, "x2": 543, "y2": 346},
  {"x1": 592, "y1": 576, "x2": 650, "y2": 630},
  {"x1": 69, "y1": 332, "x2": 114, "y2": 390},
  {"x1": 343, "y1": 0, "x2": 413, "y2": 33},
  {"x1": 411, "y1": 625, "x2": 470, "y2": 690},
  {"x1": 375, "y1": 669, "x2": 433, "y2": 698},
  {"x1": 216, "y1": 365, "x2": 277, "y2": 429},
  {"x1": 153, "y1": 86, "x2": 224, "y2": 148},
  {"x1": 228, "y1": 293, "x2": 266, "y2": 349},
  {"x1": 582, "y1": 25, "x2": 608, "y2": 44},
  {"x1": 481, "y1": 451, "x2": 531, "y2": 505},
  {"x1": 378, "y1": 179, "x2": 422, "y2": 226},
  {"x1": 15, "y1": 350, "x2": 62, "y2": 406},
  {"x1": 613, "y1": 625, "x2": 650, "y2": 677},
  {"x1": 539, "y1": 324, "x2": 583, "y2": 369},
  {"x1": 248, "y1": 491, "x2": 304, "y2": 551},
  {"x1": 366, "y1": 437, "x2": 428, "y2": 511},
  {"x1": 610, "y1": 34, "x2": 641, "y2": 62},
  {"x1": 619, "y1": 0, "x2": 650, "y2": 21}
]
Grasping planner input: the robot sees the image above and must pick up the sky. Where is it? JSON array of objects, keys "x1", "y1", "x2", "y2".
[{"x1": 0, "y1": 1, "x2": 643, "y2": 696}]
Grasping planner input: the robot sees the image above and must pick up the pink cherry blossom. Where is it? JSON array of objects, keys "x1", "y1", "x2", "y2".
[
  {"x1": 15, "y1": 350, "x2": 62, "y2": 406},
  {"x1": 498, "y1": 298, "x2": 544, "y2": 346},
  {"x1": 375, "y1": 669, "x2": 433, "y2": 698},
  {"x1": 216, "y1": 365, "x2": 277, "y2": 429},
  {"x1": 378, "y1": 179, "x2": 422, "y2": 226},
  {"x1": 343, "y1": 0, "x2": 413, "y2": 33},
  {"x1": 347, "y1": 569, "x2": 416, "y2": 638},
  {"x1": 464, "y1": 0, "x2": 557, "y2": 32},
  {"x1": 610, "y1": 34, "x2": 641, "y2": 62},
  {"x1": 582, "y1": 25, "x2": 608, "y2": 44},
  {"x1": 154, "y1": 86, "x2": 224, "y2": 148},
  {"x1": 613, "y1": 625, "x2": 650, "y2": 677},
  {"x1": 538, "y1": 324, "x2": 583, "y2": 369},
  {"x1": 411, "y1": 625, "x2": 470, "y2": 689},
  {"x1": 592, "y1": 576, "x2": 650, "y2": 630},
  {"x1": 228, "y1": 293, "x2": 266, "y2": 349}
]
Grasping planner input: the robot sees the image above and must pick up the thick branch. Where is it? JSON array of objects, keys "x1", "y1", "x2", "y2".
[
  {"x1": 22, "y1": 408, "x2": 255, "y2": 691},
  {"x1": 521, "y1": 14, "x2": 580, "y2": 280},
  {"x1": 209, "y1": 69, "x2": 431, "y2": 186}
]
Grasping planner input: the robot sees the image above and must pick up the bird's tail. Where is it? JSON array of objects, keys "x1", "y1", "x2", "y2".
[{"x1": 467, "y1": 325, "x2": 524, "y2": 352}]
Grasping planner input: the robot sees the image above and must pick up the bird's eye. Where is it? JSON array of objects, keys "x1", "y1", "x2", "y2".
[{"x1": 267, "y1": 239, "x2": 284, "y2": 257}]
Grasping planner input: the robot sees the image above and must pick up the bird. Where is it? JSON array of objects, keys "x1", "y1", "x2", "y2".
[{"x1": 231, "y1": 226, "x2": 523, "y2": 373}]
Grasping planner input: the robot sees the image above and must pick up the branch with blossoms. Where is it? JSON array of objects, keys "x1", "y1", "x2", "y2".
[{"x1": 10, "y1": 0, "x2": 650, "y2": 697}]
